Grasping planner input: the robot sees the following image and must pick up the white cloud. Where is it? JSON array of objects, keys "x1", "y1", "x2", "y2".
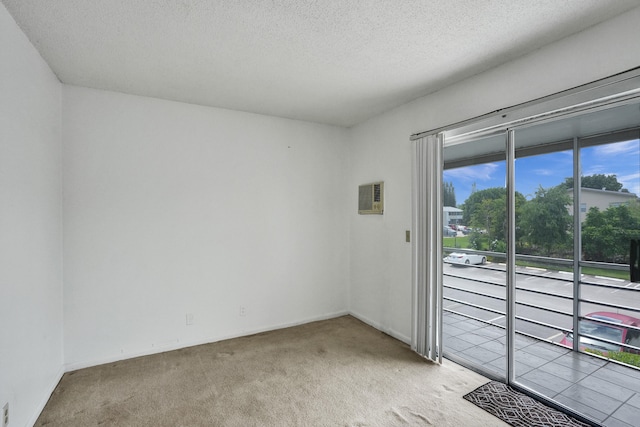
[
  {"x1": 593, "y1": 139, "x2": 640, "y2": 156},
  {"x1": 583, "y1": 165, "x2": 606, "y2": 175},
  {"x1": 532, "y1": 169, "x2": 554, "y2": 176},
  {"x1": 627, "y1": 184, "x2": 640, "y2": 197},
  {"x1": 618, "y1": 171, "x2": 640, "y2": 196},
  {"x1": 618, "y1": 171, "x2": 640, "y2": 182},
  {"x1": 445, "y1": 163, "x2": 500, "y2": 184}
]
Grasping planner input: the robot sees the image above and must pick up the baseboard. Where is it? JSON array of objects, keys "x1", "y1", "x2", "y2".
[
  {"x1": 348, "y1": 310, "x2": 411, "y2": 345},
  {"x1": 64, "y1": 310, "x2": 350, "y2": 372},
  {"x1": 27, "y1": 366, "x2": 64, "y2": 427}
]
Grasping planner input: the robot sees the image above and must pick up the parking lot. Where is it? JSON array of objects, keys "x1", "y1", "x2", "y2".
[{"x1": 443, "y1": 262, "x2": 640, "y2": 342}]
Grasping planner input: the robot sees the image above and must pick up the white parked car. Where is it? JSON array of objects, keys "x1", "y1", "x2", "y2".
[{"x1": 444, "y1": 252, "x2": 486, "y2": 265}]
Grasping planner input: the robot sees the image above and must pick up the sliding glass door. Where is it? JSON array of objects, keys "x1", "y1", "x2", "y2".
[
  {"x1": 438, "y1": 90, "x2": 640, "y2": 423},
  {"x1": 511, "y1": 124, "x2": 576, "y2": 394},
  {"x1": 442, "y1": 133, "x2": 508, "y2": 379}
]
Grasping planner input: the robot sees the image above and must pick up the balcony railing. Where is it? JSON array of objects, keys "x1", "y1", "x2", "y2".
[{"x1": 442, "y1": 247, "x2": 640, "y2": 369}]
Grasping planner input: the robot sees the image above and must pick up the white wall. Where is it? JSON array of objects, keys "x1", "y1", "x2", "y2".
[
  {"x1": 2, "y1": 2, "x2": 639, "y2": 424},
  {"x1": 0, "y1": 4, "x2": 64, "y2": 427},
  {"x1": 62, "y1": 86, "x2": 349, "y2": 369},
  {"x1": 347, "y1": 7, "x2": 640, "y2": 342}
]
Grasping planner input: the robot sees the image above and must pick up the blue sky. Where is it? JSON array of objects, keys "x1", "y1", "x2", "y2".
[{"x1": 444, "y1": 139, "x2": 640, "y2": 206}]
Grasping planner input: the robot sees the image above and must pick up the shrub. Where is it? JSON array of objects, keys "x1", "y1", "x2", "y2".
[{"x1": 585, "y1": 348, "x2": 640, "y2": 368}]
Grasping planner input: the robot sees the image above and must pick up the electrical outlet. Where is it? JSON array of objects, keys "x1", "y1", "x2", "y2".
[
  {"x1": 3, "y1": 402, "x2": 8, "y2": 427},
  {"x1": 186, "y1": 313, "x2": 194, "y2": 326},
  {"x1": 239, "y1": 306, "x2": 246, "y2": 317}
]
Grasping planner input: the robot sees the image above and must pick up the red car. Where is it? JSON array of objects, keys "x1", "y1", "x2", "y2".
[{"x1": 559, "y1": 312, "x2": 640, "y2": 355}]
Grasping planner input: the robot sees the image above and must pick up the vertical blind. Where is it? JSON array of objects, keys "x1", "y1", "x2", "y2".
[{"x1": 411, "y1": 133, "x2": 443, "y2": 363}]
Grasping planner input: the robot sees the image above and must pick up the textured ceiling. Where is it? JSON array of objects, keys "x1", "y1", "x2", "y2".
[{"x1": 3, "y1": 1, "x2": 640, "y2": 127}]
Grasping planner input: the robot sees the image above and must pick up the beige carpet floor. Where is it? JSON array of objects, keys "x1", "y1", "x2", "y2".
[{"x1": 36, "y1": 316, "x2": 507, "y2": 426}]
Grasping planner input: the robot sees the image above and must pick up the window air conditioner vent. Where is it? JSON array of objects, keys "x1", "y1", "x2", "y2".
[{"x1": 358, "y1": 182, "x2": 384, "y2": 214}]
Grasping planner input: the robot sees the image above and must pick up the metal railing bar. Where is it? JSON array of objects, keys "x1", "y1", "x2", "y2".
[
  {"x1": 579, "y1": 260, "x2": 628, "y2": 272},
  {"x1": 445, "y1": 277, "x2": 574, "y2": 301},
  {"x1": 513, "y1": 300, "x2": 573, "y2": 317},
  {"x1": 446, "y1": 292, "x2": 567, "y2": 316},
  {"x1": 511, "y1": 329, "x2": 570, "y2": 347},
  {"x1": 446, "y1": 270, "x2": 638, "y2": 302},
  {"x1": 514, "y1": 315, "x2": 572, "y2": 334},
  {"x1": 443, "y1": 297, "x2": 505, "y2": 317},
  {"x1": 578, "y1": 333, "x2": 621, "y2": 348},
  {"x1": 444, "y1": 308, "x2": 506, "y2": 329},
  {"x1": 577, "y1": 332, "x2": 640, "y2": 353},
  {"x1": 445, "y1": 262, "x2": 576, "y2": 285},
  {"x1": 579, "y1": 298, "x2": 640, "y2": 314},
  {"x1": 446, "y1": 272, "x2": 573, "y2": 294},
  {"x1": 579, "y1": 280, "x2": 640, "y2": 292},
  {"x1": 577, "y1": 316, "x2": 640, "y2": 334},
  {"x1": 617, "y1": 342, "x2": 640, "y2": 353},
  {"x1": 444, "y1": 308, "x2": 584, "y2": 349},
  {"x1": 443, "y1": 248, "x2": 629, "y2": 273},
  {"x1": 444, "y1": 297, "x2": 572, "y2": 332},
  {"x1": 441, "y1": 309, "x2": 620, "y2": 358},
  {"x1": 445, "y1": 284, "x2": 574, "y2": 316},
  {"x1": 442, "y1": 269, "x2": 640, "y2": 353},
  {"x1": 514, "y1": 286, "x2": 573, "y2": 300},
  {"x1": 514, "y1": 269, "x2": 573, "y2": 283},
  {"x1": 444, "y1": 274, "x2": 505, "y2": 288},
  {"x1": 516, "y1": 253, "x2": 574, "y2": 266},
  {"x1": 447, "y1": 317, "x2": 567, "y2": 349},
  {"x1": 443, "y1": 299, "x2": 640, "y2": 354},
  {"x1": 444, "y1": 264, "x2": 506, "y2": 274},
  {"x1": 443, "y1": 284, "x2": 506, "y2": 302},
  {"x1": 445, "y1": 284, "x2": 572, "y2": 317}
]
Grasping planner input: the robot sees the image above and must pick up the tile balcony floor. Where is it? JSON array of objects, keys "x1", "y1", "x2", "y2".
[{"x1": 444, "y1": 312, "x2": 640, "y2": 427}]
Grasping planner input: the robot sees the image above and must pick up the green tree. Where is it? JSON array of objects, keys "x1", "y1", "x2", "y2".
[
  {"x1": 561, "y1": 174, "x2": 627, "y2": 192},
  {"x1": 472, "y1": 197, "x2": 505, "y2": 240},
  {"x1": 520, "y1": 185, "x2": 572, "y2": 256},
  {"x1": 464, "y1": 187, "x2": 525, "y2": 243},
  {"x1": 582, "y1": 202, "x2": 640, "y2": 263},
  {"x1": 461, "y1": 187, "x2": 505, "y2": 226},
  {"x1": 443, "y1": 181, "x2": 456, "y2": 207}
]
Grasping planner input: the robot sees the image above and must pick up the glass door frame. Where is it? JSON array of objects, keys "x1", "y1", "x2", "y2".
[{"x1": 414, "y1": 68, "x2": 640, "y2": 391}]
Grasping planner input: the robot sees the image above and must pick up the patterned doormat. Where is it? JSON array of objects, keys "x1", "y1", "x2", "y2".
[{"x1": 463, "y1": 381, "x2": 592, "y2": 427}]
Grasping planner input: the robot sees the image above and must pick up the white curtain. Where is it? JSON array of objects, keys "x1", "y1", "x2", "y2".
[{"x1": 411, "y1": 134, "x2": 444, "y2": 363}]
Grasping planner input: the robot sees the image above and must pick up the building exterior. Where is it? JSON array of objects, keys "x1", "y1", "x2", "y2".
[
  {"x1": 568, "y1": 188, "x2": 638, "y2": 222},
  {"x1": 444, "y1": 206, "x2": 463, "y2": 226}
]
